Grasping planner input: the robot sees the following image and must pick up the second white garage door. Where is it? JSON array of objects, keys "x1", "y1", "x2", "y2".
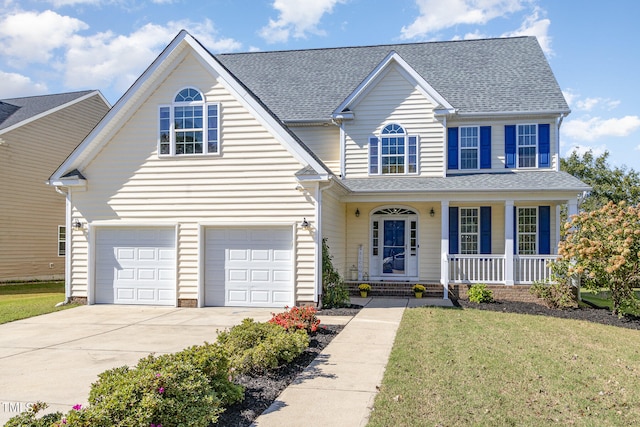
[{"x1": 205, "y1": 227, "x2": 294, "y2": 307}]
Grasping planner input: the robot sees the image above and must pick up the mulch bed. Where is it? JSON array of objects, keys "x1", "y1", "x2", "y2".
[
  {"x1": 216, "y1": 300, "x2": 639, "y2": 426},
  {"x1": 214, "y1": 305, "x2": 362, "y2": 427},
  {"x1": 455, "y1": 298, "x2": 640, "y2": 330}
]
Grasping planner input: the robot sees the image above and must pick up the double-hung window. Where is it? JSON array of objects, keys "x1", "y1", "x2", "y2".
[
  {"x1": 58, "y1": 226, "x2": 65, "y2": 257},
  {"x1": 517, "y1": 124, "x2": 537, "y2": 168},
  {"x1": 460, "y1": 126, "x2": 479, "y2": 169},
  {"x1": 517, "y1": 207, "x2": 537, "y2": 254},
  {"x1": 369, "y1": 124, "x2": 418, "y2": 175},
  {"x1": 159, "y1": 87, "x2": 219, "y2": 156},
  {"x1": 460, "y1": 208, "x2": 479, "y2": 254}
]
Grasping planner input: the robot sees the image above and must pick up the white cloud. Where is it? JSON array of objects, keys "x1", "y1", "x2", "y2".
[
  {"x1": 563, "y1": 116, "x2": 640, "y2": 141},
  {"x1": 400, "y1": 0, "x2": 526, "y2": 39},
  {"x1": 46, "y1": 0, "x2": 101, "y2": 6},
  {"x1": 575, "y1": 97, "x2": 620, "y2": 112},
  {"x1": 0, "y1": 10, "x2": 88, "y2": 65},
  {"x1": 566, "y1": 144, "x2": 608, "y2": 158},
  {"x1": 501, "y1": 7, "x2": 552, "y2": 54},
  {"x1": 0, "y1": 71, "x2": 48, "y2": 98},
  {"x1": 63, "y1": 20, "x2": 241, "y2": 95},
  {"x1": 259, "y1": 0, "x2": 345, "y2": 43}
]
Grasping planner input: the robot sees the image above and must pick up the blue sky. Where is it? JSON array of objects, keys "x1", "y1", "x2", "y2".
[{"x1": 1, "y1": 0, "x2": 639, "y2": 170}]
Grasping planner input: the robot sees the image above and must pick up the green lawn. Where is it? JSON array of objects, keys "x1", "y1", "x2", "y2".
[
  {"x1": 581, "y1": 289, "x2": 640, "y2": 316},
  {"x1": 368, "y1": 307, "x2": 640, "y2": 427},
  {"x1": 0, "y1": 281, "x2": 79, "y2": 324}
]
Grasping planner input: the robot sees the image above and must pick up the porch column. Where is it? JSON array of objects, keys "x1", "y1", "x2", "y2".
[
  {"x1": 555, "y1": 205, "x2": 561, "y2": 254},
  {"x1": 504, "y1": 200, "x2": 514, "y2": 285},
  {"x1": 567, "y1": 198, "x2": 578, "y2": 219},
  {"x1": 440, "y1": 200, "x2": 450, "y2": 299}
]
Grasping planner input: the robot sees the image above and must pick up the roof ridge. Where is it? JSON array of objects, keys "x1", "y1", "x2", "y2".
[
  {"x1": 0, "y1": 89, "x2": 95, "y2": 103},
  {"x1": 216, "y1": 35, "x2": 534, "y2": 57}
]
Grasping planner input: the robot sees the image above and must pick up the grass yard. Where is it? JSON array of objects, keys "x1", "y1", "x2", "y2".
[
  {"x1": 368, "y1": 307, "x2": 640, "y2": 426},
  {"x1": 581, "y1": 289, "x2": 640, "y2": 316},
  {"x1": 0, "y1": 281, "x2": 78, "y2": 324}
]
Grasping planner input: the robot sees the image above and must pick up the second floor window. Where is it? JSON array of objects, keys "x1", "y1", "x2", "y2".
[
  {"x1": 369, "y1": 124, "x2": 418, "y2": 175},
  {"x1": 159, "y1": 87, "x2": 219, "y2": 156},
  {"x1": 517, "y1": 124, "x2": 537, "y2": 168},
  {"x1": 460, "y1": 126, "x2": 479, "y2": 169}
]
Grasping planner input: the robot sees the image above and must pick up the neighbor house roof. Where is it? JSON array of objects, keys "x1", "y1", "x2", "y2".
[
  {"x1": 0, "y1": 90, "x2": 98, "y2": 132},
  {"x1": 216, "y1": 36, "x2": 569, "y2": 122},
  {"x1": 342, "y1": 171, "x2": 590, "y2": 194}
]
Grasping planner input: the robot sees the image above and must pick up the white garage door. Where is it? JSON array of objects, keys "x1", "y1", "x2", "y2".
[
  {"x1": 95, "y1": 228, "x2": 176, "y2": 305},
  {"x1": 205, "y1": 227, "x2": 294, "y2": 307}
]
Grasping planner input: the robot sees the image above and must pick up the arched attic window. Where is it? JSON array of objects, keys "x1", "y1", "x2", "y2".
[
  {"x1": 159, "y1": 87, "x2": 220, "y2": 156},
  {"x1": 369, "y1": 123, "x2": 418, "y2": 175}
]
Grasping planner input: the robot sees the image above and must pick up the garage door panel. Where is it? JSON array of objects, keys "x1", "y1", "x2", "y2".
[
  {"x1": 95, "y1": 228, "x2": 175, "y2": 306},
  {"x1": 205, "y1": 227, "x2": 294, "y2": 307}
]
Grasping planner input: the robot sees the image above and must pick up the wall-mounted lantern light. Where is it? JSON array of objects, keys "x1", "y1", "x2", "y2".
[
  {"x1": 429, "y1": 207, "x2": 435, "y2": 217},
  {"x1": 355, "y1": 208, "x2": 360, "y2": 217},
  {"x1": 300, "y1": 218, "x2": 310, "y2": 229},
  {"x1": 72, "y1": 220, "x2": 84, "y2": 230}
]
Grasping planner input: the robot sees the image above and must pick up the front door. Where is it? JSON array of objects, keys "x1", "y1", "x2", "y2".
[
  {"x1": 370, "y1": 208, "x2": 418, "y2": 279},
  {"x1": 383, "y1": 220, "x2": 405, "y2": 274}
]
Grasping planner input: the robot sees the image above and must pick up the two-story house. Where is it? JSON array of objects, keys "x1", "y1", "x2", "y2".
[
  {"x1": 48, "y1": 31, "x2": 589, "y2": 308},
  {"x1": 0, "y1": 91, "x2": 109, "y2": 282}
]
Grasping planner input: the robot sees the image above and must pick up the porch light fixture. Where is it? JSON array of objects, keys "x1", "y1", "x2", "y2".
[
  {"x1": 300, "y1": 218, "x2": 310, "y2": 230},
  {"x1": 72, "y1": 220, "x2": 84, "y2": 230},
  {"x1": 355, "y1": 208, "x2": 360, "y2": 217},
  {"x1": 429, "y1": 208, "x2": 435, "y2": 217}
]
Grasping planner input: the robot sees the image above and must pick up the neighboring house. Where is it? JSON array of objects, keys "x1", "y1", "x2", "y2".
[
  {"x1": 48, "y1": 31, "x2": 589, "y2": 308},
  {"x1": 0, "y1": 91, "x2": 110, "y2": 282}
]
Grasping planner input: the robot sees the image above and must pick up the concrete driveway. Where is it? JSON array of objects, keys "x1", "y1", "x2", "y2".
[{"x1": 0, "y1": 305, "x2": 279, "y2": 424}]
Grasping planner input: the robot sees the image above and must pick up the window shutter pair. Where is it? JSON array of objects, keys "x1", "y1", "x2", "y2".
[
  {"x1": 447, "y1": 127, "x2": 491, "y2": 170},
  {"x1": 448, "y1": 206, "x2": 491, "y2": 254},
  {"x1": 504, "y1": 124, "x2": 550, "y2": 168}
]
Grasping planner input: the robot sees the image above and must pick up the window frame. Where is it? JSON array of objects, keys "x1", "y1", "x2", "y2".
[
  {"x1": 517, "y1": 206, "x2": 538, "y2": 255},
  {"x1": 369, "y1": 124, "x2": 418, "y2": 175},
  {"x1": 517, "y1": 124, "x2": 537, "y2": 169},
  {"x1": 459, "y1": 207, "x2": 479, "y2": 254},
  {"x1": 459, "y1": 126, "x2": 480, "y2": 170},
  {"x1": 158, "y1": 87, "x2": 220, "y2": 157},
  {"x1": 58, "y1": 225, "x2": 65, "y2": 257}
]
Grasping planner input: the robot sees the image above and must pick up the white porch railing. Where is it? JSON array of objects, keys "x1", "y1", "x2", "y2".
[
  {"x1": 448, "y1": 255, "x2": 505, "y2": 283},
  {"x1": 514, "y1": 255, "x2": 557, "y2": 284},
  {"x1": 448, "y1": 254, "x2": 557, "y2": 284}
]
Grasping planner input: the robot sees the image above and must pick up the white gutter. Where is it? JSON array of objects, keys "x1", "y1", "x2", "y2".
[{"x1": 445, "y1": 109, "x2": 571, "y2": 118}]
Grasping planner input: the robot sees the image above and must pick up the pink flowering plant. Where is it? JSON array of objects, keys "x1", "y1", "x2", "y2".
[{"x1": 269, "y1": 305, "x2": 321, "y2": 333}]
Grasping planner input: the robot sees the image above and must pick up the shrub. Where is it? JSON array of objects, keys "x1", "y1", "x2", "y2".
[
  {"x1": 530, "y1": 281, "x2": 578, "y2": 309},
  {"x1": 217, "y1": 318, "x2": 309, "y2": 374},
  {"x1": 413, "y1": 284, "x2": 426, "y2": 293},
  {"x1": 468, "y1": 283, "x2": 493, "y2": 303},
  {"x1": 322, "y1": 238, "x2": 350, "y2": 308},
  {"x1": 87, "y1": 355, "x2": 223, "y2": 427},
  {"x1": 269, "y1": 306, "x2": 321, "y2": 333}
]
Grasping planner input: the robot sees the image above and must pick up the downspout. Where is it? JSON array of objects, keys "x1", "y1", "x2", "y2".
[
  {"x1": 55, "y1": 186, "x2": 72, "y2": 306},
  {"x1": 333, "y1": 117, "x2": 346, "y2": 178},
  {"x1": 555, "y1": 113, "x2": 568, "y2": 172},
  {"x1": 315, "y1": 178, "x2": 336, "y2": 305}
]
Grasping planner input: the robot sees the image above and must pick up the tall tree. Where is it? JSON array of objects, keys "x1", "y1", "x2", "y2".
[{"x1": 561, "y1": 150, "x2": 640, "y2": 211}]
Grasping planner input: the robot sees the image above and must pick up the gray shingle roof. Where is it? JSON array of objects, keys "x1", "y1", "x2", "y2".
[
  {"x1": 216, "y1": 36, "x2": 568, "y2": 122},
  {"x1": 0, "y1": 90, "x2": 95, "y2": 131},
  {"x1": 343, "y1": 171, "x2": 590, "y2": 194}
]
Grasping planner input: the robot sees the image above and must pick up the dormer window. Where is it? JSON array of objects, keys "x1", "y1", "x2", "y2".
[
  {"x1": 369, "y1": 124, "x2": 418, "y2": 175},
  {"x1": 159, "y1": 87, "x2": 219, "y2": 156}
]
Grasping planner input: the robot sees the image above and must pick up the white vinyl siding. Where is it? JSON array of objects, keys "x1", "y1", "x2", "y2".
[
  {"x1": 68, "y1": 52, "x2": 317, "y2": 303},
  {"x1": 0, "y1": 94, "x2": 109, "y2": 281},
  {"x1": 343, "y1": 65, "x2": 444, "y2": 178}
]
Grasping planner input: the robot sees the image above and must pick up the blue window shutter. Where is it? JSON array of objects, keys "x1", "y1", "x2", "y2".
[
  {"x1": 538, "y1": 124, "x2": 550, "y2": 167},
  {"x1": 480, "y1": 206, "x2": 491, "y2": 254},
  {"x1": 505, "y1": 125, "x2": 516, "y2": 168},
  {"x1": 539, "y1": 206, "x2": 551, "y2": 254},
  {"x1": 480, "y1": 126, "x2": 491, "y2": 169},
  {"x1": 449, "y1": 207, "x2": 459, "y2": 254},
  {"x1": 448, "y1": 127, "x2": 458, "y2": 170},
  {"x1": 369, "y1": 136, "x2": 379, "y2": 174}
]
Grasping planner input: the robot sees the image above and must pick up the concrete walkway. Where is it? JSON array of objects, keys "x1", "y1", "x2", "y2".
[{"x1": 252, "y1": 297, "x2": 453, "y2": 427}]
